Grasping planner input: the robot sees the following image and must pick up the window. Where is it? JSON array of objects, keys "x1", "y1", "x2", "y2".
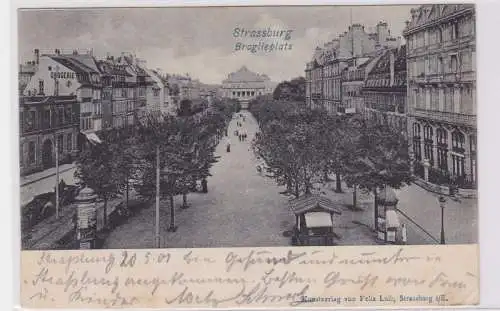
[
  {"x1": 452, "y1": 130, "x2": 465, "y2": 153},
  {"x1": 452, "y1": 154, "x2": 464, "y2": 177},
  {"x1": 444, "y1": 88, "x2": 453, "y2": 112},
  {"x1": 28, "y1": 141, "x2": 35, "y2": 164},
  {"x1": 436, "y1": 128, "x2": 448, "y2": 171},
  {"x1": 470, "y1": 134, "x2": 477, "y2": 183},
  {"x1": 25, "y1": 111, "x2": 36, "y2": 131},
  {"x1": 65, "y1": 107, "x2": 72, "y2": 124},
  {"x1": 67, "y1": 133, "x2": 72, "y2": 152},
  {"x1": 453, "y1": 22, "x2": 459, "y2": 40},
  {"x1": 470, "y1": 134, "x2": 477, "y2": 154},
  {"x1": 57, "y1": 107, "x2": 64, "y2": 126},
  {"x1": 57, "y1": 135, "x2": 63, "y2": 154},
  {"x1": 450, "y1": 54, "x2": 458, "y2": 72},
  {"x1": 38, "y1": 80, "x2": 44, "y2": 95},
  {"x1": 43, "y1": 110, "x2": 51, "y2": 129},
  {"x1": 413, "y1": 123, "x2": 422, "y2": 161},
  {"x1": 424, "y1": 125, "x2": 434, "y2": 165}
]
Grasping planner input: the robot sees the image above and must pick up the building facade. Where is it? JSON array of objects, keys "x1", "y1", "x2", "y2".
[
  {"x1": 305, "y1": 49, "x2": 348, "y2": 113},
  {"x1": 341, "y1": 56, "x2": 379, "y2": 113},
  {"x1": 305, "y1": 21, "x2": 402, "y2": 111},
  {"x1": 221, "y1": 66, "x2": 275, "y2": 108},
  {"x1": 404, "y1": 4, "x2": 476, "y2": 188},
  {"x1": 19, "y1": 95, "x2": 79, "y2": 175},
  {"x1": 23, "y1": 49, "x2": 103, "y2": 138},
  {"x1": 362, "y1": 45, "x2": 407, "y2": 135}
]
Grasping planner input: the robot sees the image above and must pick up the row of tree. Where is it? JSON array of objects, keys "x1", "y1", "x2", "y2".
[
  {"x1": 249, "y1": 96, "x2": 413, "y2": 228},
  {"x1": 75, "y1": 98, "x2": 237, "y2": 231}
]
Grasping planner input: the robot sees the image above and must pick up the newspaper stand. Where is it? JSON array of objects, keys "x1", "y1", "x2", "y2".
[
  {"x1": 376, "y1": 187, "x2": 400, "y2": 243},
  {"x1": 74, "y1": 186, "x2": 98, "y2": 249}
]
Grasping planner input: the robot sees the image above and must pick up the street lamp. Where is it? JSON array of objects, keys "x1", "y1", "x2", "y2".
[{"x1": 439, "y1": 196, "x2": 446, "y2": 244}]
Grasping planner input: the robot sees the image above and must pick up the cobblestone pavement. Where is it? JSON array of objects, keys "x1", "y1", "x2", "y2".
[{"x1": 104, "y1": 111, "x2": 295, "y2": 249}]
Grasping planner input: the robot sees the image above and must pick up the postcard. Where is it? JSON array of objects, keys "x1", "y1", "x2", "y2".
[{"x1": 17, "y1": 3, "x2": 478, "y2": 309}]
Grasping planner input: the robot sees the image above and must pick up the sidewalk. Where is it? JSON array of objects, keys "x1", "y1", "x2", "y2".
[
  {"x1": 20, "y1": 164, "x2": 78, "y2": 207},
  {"x1": 21, "y1": 163, "x2": 75, "y2": 186},
  {"x1": 315, "y1": 180, "x2": 379, "y2": 245}
]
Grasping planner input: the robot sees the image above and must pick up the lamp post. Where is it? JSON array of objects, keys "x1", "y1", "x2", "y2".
[
  {"x1": 53, "y1": 65, "x2": 61, "y2": 219},
  {"x1": 155, "y1": 144, "x2": 161, "y2": 248},
  {"x1": 55, "y1": 131, "x2": 59, "y2": 219},
  {"x1": 439, "y1": 196, "x2": 446, "y2": 245}
]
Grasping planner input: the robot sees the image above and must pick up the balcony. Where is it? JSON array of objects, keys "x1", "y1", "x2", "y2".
[
  {"x1": 411, "y1": 71, "x2": 476, "y2": 84},
  {"x1": 413, "y1": 108, "x2": 476, "y2": 128}
]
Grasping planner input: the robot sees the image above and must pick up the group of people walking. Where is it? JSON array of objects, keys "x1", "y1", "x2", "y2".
[{"x1": 226, "y1": 113, "x2": 248, "y2": 153}]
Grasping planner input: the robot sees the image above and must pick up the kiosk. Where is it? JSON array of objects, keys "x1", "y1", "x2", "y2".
[{"x1": 289, "y1": 194, "x2": 342, "y2": 246}]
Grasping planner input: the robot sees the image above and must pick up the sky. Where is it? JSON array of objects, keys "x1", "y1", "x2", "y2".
[{"x1": 18, "y1": 6, "x2": 415, "y2": 84}]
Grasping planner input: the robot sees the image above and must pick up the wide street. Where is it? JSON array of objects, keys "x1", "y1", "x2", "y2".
[
  {"x1": 104, "y1": 110, "x2": 296, "y2": 248},
  {"x1": 20, "y1": 109, "x2": 478, "y2": 249},
  {"x1": 102, "y1": 109, "x2": 478, "y2": 248}
]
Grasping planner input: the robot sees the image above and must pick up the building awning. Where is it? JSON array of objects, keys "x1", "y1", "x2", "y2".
[
  {"x1": 385, "y1": 210, "x2": 400, "y2": 228},
  {"x1": 305, "y1": 212, "x2": 333, "y2": 228},
  {"x1": 289, "y1": 194, "x2": 342, "y2": 215},
  {"x1": 84, "y1": 132, "x2": 102, "y2": 144}
]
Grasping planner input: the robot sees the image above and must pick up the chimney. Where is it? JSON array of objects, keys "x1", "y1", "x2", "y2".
[{"x1": 34, "y1": 49, "x2": 39, "y2": 65}]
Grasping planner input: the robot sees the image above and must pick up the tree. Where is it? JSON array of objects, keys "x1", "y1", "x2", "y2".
[
  {"x1": 178, "y1": 99, "x2": 193, "y2": 117},
  {"x1": 134, "y1": 112, "x2": 182, "y2": 240},
  {"x1": 110, "y1": 129, "x2": 141, "y2": 213},
  {"x1": 252, "y1": 102, "x2": 325, "y2": 198},
  {"x1": 343, "y1": 118, "x2": 413, "y2": 227},
  {"x1": 75, "y1": 130, "x2": 123, "y2": 228},
  {"x1": 273, "y1": 77, "x2": 306, "y2": 102}
]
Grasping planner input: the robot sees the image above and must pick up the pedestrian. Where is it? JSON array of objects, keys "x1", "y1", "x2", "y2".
[
  {"x1": 401, "y1": 224, "x2": 407, "y2": 245},
  {"x1": 226, "y1": 138, "x2": 231, "y2": 153}
]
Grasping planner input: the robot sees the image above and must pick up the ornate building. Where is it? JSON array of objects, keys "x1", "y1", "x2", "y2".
[
  {"x1": 221, "y1": 66, "x2": 275, "y2": 108},
  {"x1": 404, "y1": 4, "x2": 476, "y2": 188},
  {"x1": 305, "y1": 21, "x2": 402, "y2": 112},
  {"x1": 19, "y1": 95, "x2": 79, "y2": 175},
  {"x1": 362, "y1": 45, "x2": 407, "y2": 135}
]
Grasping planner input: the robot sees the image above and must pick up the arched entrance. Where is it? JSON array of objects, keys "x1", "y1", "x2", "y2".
[{"x1": 42, "y1": 139, "x2": 53, "y2": 169}]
